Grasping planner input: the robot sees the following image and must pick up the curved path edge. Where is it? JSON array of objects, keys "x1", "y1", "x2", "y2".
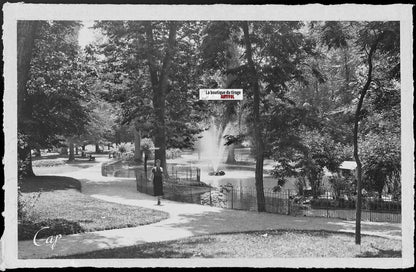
[{"x1": 19, "y1": 156, "x2": 402, "y2": 259}]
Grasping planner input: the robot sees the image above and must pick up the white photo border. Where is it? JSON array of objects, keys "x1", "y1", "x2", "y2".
[{"x1": 2, "y1": 3, "x2": 414, "y2": 268}]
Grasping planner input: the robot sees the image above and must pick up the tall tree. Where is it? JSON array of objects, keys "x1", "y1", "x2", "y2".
[
  {"x1": 95, "y1": 21, "x2": 208, "y2": 170},
  {"x1": 320, "y1": 21, "x2": 400, "y2": 244},
  {"x1": 353, "y1": 22, "x2": 400, "y2": 244},
  {"x1": 144, "y1": 21, "x2": 177, "y2": 171},
  {"x1": 201, "y1": 21, "x2": 306, "y2": 211},
  {"x1": 17, "y1": 21, "x2": 39, "y2": 177},
  {"x1": 18, "y1": 21, "x2": 91, "y2": 176},
  {"x1": 241, "y1": 22, "x2": 266, "y2": 211}
]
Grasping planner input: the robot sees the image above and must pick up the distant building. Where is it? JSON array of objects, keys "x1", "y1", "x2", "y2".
[
  {"x1": 338, "y1": 161, "x2": 357, "y2": 178},
  {"x1": 339, "y1": 161, "x2": 357, "y2": 171},
  {"x1": 322, "y1": 161, "x2": 357, "y2": 190}
]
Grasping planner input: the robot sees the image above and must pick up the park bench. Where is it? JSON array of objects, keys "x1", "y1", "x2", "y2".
[{"x1": 88, "y1": 154, "x2": 95, "y2": 161}]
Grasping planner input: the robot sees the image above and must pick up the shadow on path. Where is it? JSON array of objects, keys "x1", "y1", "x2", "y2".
[{"x1": 18, "y1": 156, "x2": 402, "y2": 259}]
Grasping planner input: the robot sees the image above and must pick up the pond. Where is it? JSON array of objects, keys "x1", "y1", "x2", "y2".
[{"x1": 103, "y1": 159, "x2": 298, "y2": 192}]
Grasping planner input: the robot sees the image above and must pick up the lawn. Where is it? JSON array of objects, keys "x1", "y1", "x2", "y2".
[
  {"x1": 58, "y1": 229, "x2": 401, "y2": 258},
  {"x1": 18, "y1": 176, "x2": 169, "y2": 240},
  {"x1": 32, "y1": 156, "x2": 100, "y2": 175}
]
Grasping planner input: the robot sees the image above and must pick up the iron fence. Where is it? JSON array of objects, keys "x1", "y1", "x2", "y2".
[
  {"x1": 166, "y1": 164, "x2": 201, "y2": 183},
  {"x1": 135, "y1": 170, "x2": 211, "y2": 204},
  {"x1": 134, "y1": 169, "x2": 400, "y2": 223}
]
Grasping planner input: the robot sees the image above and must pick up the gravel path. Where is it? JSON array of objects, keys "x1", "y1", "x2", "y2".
[{"x1": 18, "y1": 156, "x2": 401, "y2": 259}]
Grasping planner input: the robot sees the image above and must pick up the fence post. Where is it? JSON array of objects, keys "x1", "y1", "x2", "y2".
[
  {"x1": 140, "y1": 174, "x2": 143, "y2": 192},
  {"x1": 145, "y1": 174, "x2": 148, "y2": 194},
  {"x1": 287, "y1": 189, "x2": 290, "y2": 215},
  {"x1": 136, "y1": 172, "x2": 140, "y2": 191},
  {"x1": 231, "y1": 186, "x2": 234, "y2": 209},
  {"x1": 326, "y1": 193, "x2": 329, "y2": 218},
  {"x1": 209, "y1": 187, "x2": 212, "y2": 206},
  {"x1": 369, "y1": 203, "x2": 372, "y2": 222}
]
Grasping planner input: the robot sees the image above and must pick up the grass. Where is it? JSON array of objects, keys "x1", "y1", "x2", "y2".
[
  {"x1": 58, "y1": 229, "x2": 401, "y2": 259},
  {"x1": 18, "y1": 176, "x2": 169, "y2": 240},
  {"x1": 33, "y1": 157, "x2": 100, "y2": 175}
]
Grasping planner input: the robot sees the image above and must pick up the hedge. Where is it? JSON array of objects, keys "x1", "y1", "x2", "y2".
[{"x1": 310, "y1": 198, "x2": 400, "y2": 211}]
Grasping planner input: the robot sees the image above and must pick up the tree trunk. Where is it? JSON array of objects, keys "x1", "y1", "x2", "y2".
[
  {"x1": 75, "y1": 145, "x2": 79, "y2": 155},
  {"x1": 145, "y1": 21, "x2": 177, "y2": 176},
  {"x1": 17, "y1": 21, "x2": 39, "y2": 178},
  {"x1": 81, "y1": 145, "x2": 86, "y2": 157},
  {"x1": 68, "y1": 141, "x2": 75, "y2": 161},
  {"x1": 134, "y1": 126, "x2": 142, "y2": 163},
  {"x1": 226, "y1": 145, "x2": 236, "y2": 164},
  {"x1": 144, "y1": 152, "x2": 148, "y2": 180},
  {"x1": 95, "y1": 143, "x2": 100, "y2": 153},
  {"x1": 242, "y1": 22, "x2": 266, "y2": 212},
  {"x1": 18, "y1": 144, "x2": 35, "y2": 177},
  {"x1": 17, "y1": 21, "x2": 38, "y2": 124},
  {"x1": 60, "y1": 147, "x2": 68, "y2": 155},
  {"x1": 354, "y1": 37, "x2": 379, "y2": 245}
]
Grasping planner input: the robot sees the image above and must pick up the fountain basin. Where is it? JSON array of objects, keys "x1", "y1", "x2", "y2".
[{"x1": 208, "y1": 170, "x2": 225, "y2": 176}]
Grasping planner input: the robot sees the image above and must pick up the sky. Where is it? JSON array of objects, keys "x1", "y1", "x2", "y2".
[{"x1": 78, "y1": 21, "x2": 96, "y2": 48}]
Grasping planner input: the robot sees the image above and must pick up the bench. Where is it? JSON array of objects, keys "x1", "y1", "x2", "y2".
[{"x1": 88, "y1": 154, "x2": 95, "y2": 161}]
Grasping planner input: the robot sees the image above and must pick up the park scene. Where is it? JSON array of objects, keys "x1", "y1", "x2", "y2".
[{"x1": 17, "y1": 20, "x2": 402, "y2": 259}]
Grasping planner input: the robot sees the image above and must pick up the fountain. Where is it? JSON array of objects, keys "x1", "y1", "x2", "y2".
[{"x1": 199, "y1": 118, "x2": 233, "y2": 176}]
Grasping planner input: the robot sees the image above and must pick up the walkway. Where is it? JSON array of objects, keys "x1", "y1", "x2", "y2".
[{"x1": 18, "y1": 156, "x2": 402, "y2": 259}]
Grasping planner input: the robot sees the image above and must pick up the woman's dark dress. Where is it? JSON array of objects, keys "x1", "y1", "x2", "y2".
[{"x1": 152, "y1": 166, "x2": 164, "y2": 196}]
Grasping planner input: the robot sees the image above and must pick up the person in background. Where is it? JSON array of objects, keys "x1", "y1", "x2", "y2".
[{"x1": 150, "y1": 159, "x2": 164, "y2": 205}]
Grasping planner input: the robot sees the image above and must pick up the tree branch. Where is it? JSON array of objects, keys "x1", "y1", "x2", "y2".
[{"x1": 144, "y1": 22, "x2": 159, "y2": 93}]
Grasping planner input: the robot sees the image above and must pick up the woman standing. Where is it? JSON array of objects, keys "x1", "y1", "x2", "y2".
[{"x1": 150, "y1": 159, "x2": 164, "y2": 205}]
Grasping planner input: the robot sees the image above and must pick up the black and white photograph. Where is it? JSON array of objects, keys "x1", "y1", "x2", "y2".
[{"x1": 2, "y1": 3, "x2": 414, "y2": 269}]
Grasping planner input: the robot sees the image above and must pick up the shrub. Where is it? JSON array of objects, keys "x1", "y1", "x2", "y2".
[
  {"x1": 121, "y1": 152, "x2": 135, "y2": 161},
  {"x1": 141, "y1": 138, "x2": 155, "y2": 157},
  {"x1": 310, "y1": 198, "x2": 356, "y2": 209},
  {"x1": 311, "y1": 199, "x2": 329, "y2": 209},
  {"x1": 328, "y1": 175, "x2": 351, "y2": 198},
  {"x1": 366, "y1": 199, "x2": 401, "y2": 211},
  {"x1": 118, "y1": 145, "x2": 127, "y2": 153},
  {"x1": 18, "y1": 192, "x2": 42, "y2": 223},
  {"x1": 337, "y1": 198, "x2": 356, "y2": 209},
  {"x1": 166, "y1": 148, "x2": 182, "y2": 159}
]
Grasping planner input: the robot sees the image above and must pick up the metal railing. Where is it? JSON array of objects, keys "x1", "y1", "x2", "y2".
[
  {"x1": 166, "y1": 164, "x2": 201, "y2": 183},
  {"x1": 134, "y1": 169, "x2": 401, "y2": 223}
]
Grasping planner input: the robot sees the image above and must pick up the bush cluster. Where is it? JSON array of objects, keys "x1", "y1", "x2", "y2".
[
  {"x1": 366, "y1": 199, "x2": 401, "y2": 211},
  {"x1": 166, "y1": 148, "x2": 182, "y2": 159},
  {"x1": 310, "y1": 198, "x2": 356, "y2": 209},
  {"x1": 310, "y1": 198, "x2": 401, "y2": 211}
]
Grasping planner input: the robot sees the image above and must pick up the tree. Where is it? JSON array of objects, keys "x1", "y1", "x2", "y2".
[
  {"x1": 241, "y1": 22, "x2": 266, "y2": 211},
  {"x1": 95, "y1": 21, "x2": 209, "y2": 171},
  {"x1": 18, "y1": 21, "x2": 92, "y2": 175},
  {"x1": 200, "y1": 21, "x2": 307, "y2": 211},
  {"x1": 352, "y1": 22, "x2": 399, "y2": 245},
  {"x1": 360, "y1": 131, "x2": 400, "y2": 198},
  {"x1": 142, "y1": 21, "x2": 177, "y2": 171},
  {"x1": 17, "y1": 21, "x2": 39, "y2": 177},
  {"x1": 320, "y1": 21, "x2": 400, "y2": 244}
]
